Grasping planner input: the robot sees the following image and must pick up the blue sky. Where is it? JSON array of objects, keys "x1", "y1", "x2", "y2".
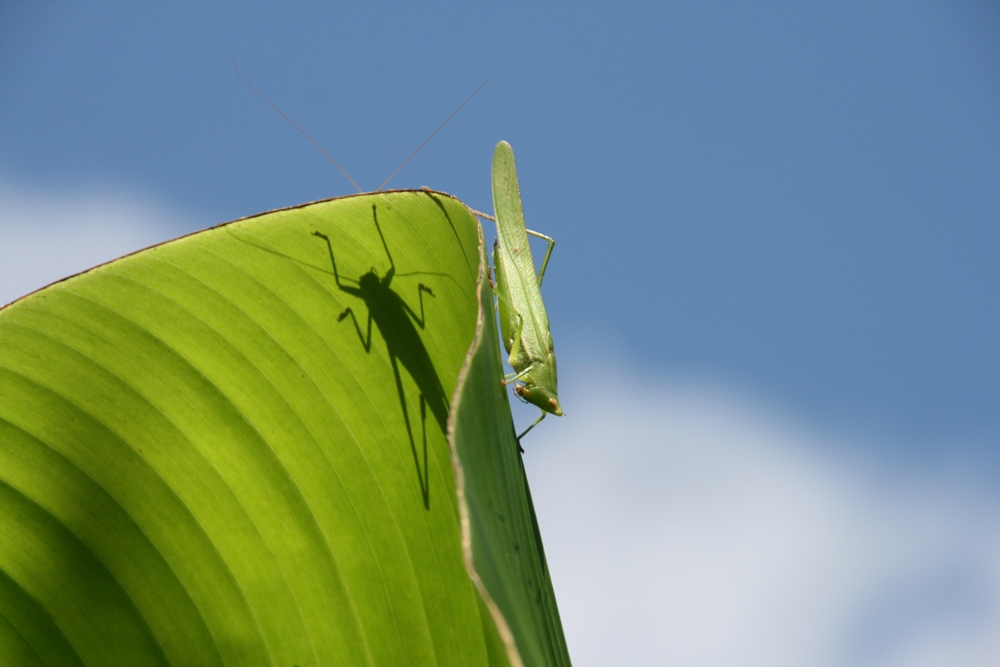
[{"x1": 2, "y1": 3, "x2": 999, "y2": 665}]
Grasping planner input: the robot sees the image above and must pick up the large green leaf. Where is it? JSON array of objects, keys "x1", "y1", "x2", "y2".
[{"x1": 0, "y1": 190, "x2": 569, "y2": 666}]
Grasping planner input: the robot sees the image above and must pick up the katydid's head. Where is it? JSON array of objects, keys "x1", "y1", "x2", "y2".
[{"x1": 515, "y1": 383, "x2": 563, "y2": 416}]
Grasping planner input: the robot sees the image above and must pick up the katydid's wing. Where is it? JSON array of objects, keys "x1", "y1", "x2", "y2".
[{"x1": 491, "y1": 141, "x2": 551, "y2": 358}]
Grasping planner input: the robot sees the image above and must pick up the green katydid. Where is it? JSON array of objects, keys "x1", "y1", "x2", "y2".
[{"x1": 490, "y1": 140, "x2": 563, "y2": 439}]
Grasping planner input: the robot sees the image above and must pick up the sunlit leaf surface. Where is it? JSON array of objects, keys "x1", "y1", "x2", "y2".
[{"x1": 0, "y1": 190, "x2": 569, "y2": 666}]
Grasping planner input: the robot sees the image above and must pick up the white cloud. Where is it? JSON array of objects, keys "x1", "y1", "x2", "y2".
[
  {"x1": 526, "y1": 368, "x2": 1000, "y2": 667},
  {"x1": 0, "y1": 180, "x2": 193, "y2": 306}
]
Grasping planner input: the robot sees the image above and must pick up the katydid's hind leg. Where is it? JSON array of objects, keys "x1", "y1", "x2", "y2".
[
  {"x1": 517, "y1": 410, "x2": 546, "y2": 441},
  {"x1": 503, "y1": 324, "x2": 535, "y2": 387},
  {"x1": 492, "y1": 277, "x2": 519, "y2": 312},
  {"x1": 492, "y1": 276, "x2": 520, "y2": 320},
  {"x1": 492, "y1": 278, "x2": 527, "y2": 370},
  {"x1": 500, "y1": 296, "x2": 527, "y2": 367},
  {"x1": 526, "y1": 228, "x2": 556, "y2": 287}
]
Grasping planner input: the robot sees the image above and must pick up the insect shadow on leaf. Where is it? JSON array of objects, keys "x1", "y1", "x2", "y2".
[{"x1": 312, "y1": 203, "x2": 449, "y2": 509}]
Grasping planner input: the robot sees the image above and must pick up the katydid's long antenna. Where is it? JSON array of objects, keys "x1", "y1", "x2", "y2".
[
  {"x1": 233, "y1": 61, "x2": 362, "y2": 194},
  {"x1": 376, "y1": 77, "x2": 491, "y2": 192}
]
